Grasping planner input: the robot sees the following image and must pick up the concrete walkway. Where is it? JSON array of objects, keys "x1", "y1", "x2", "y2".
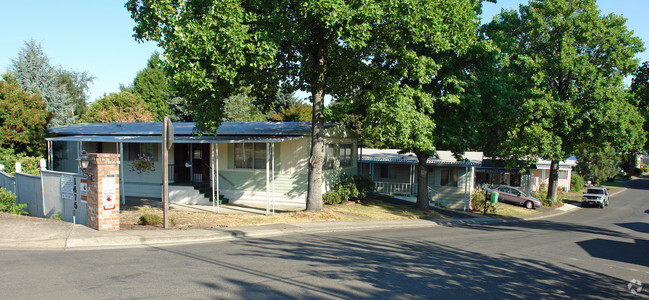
[{"x1": 0, "y1": 188, "x2": 626, "y2": 250}]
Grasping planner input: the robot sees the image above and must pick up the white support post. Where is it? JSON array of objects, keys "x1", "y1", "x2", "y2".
[
  {"x1": 216, "y1": 143, "x2": 220, "y2": 212},
  {"x1": 266, "y1": 143, "x2": 270, "y2": 216},
  {"x1": 119, "y1": 142, "x2": 125, "y2": 205},
  {"x1": 464, "y1": 166, "x2": 469, "y2": 212},
  {"x1": 47, "y1": 140, "x2": 53, "y2": 170},
  {"x1": 272, "y1": 143, "x2": 275, "y2": 214},
  {"x1": 77, "y1": 142, "x2": 82, "y2": 174}
]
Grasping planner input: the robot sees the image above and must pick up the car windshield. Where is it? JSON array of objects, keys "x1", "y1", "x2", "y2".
[{"x1": 586, "y1": 188, "x2": 604, "y2": 195}]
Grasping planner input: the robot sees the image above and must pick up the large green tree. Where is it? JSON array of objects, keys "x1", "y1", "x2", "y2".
[
  {"x1": 631, "y1": 61, "x2": 649, "y2": 151},
  {"x1": 81, "y1": 91, "x2": 154, "y2": 123},
  {"x1": 133, "y1": 53, "x2": 172, "y2": 121},
  {"x1": 0, "y1": 80, "x2": 50, "y2": 156},
  {"x1": 128, "y1": 0, "x2": 483, "y2": 211},
  {"x1": 8, "y1": 40, "x2": 86, "y2": 127},
  {"x1": 57, "y1": 69, "x2": 95, "y2": 119},
  {"x1": 482, "y1": 0, "x2": 645, "y2": 201}
]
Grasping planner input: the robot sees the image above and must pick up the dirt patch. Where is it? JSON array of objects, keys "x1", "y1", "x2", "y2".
[{"x1": 119, "y1": 198, "x2": 449, "y2": 230}]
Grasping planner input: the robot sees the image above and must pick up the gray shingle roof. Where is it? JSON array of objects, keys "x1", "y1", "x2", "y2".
[{"x1": 49, "y1": 122, "x2": 331, "y2": 137}]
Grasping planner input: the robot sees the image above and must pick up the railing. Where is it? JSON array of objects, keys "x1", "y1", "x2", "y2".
[
  {"x1": 168, "y1": 164, "x2": 175, "y2": 182},
  {"x1": 374, "y1": 181, "x2": 413, "y2": 196},
  {"x1": 428, "y1": 186, "x2": 440, "y2": 206}
]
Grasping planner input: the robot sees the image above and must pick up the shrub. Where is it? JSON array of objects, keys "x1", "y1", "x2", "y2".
[
  {"x1": 471, "y1": 191, "x2": 497, "y2": 214},
  {"x1": 323, "y1": 174, "x2": 372, "y2": 205},
  {"x1": 0, "y1": 187, "x2": 27, "y2": 215},
  {"x1": 323, "y1": 191, "x2": 342, "y2": 205},
  {"x1": 0, "y1": 147, "x2": 42, "y2": 176},
  {"x1": 138, "y1": 213, "x2": 163, "y2": 225},
  {"x1": 570, "y1": 174, "x2": 584, "y2": 192},
  {"x1": 51, "y1": 211, "x2": 63, "y2": 221},
  {"x1": 641, "y1": 163, "x2": 649, "y2": 174},
  {"x1": 531, "y1": 192, "x2": 562, "y2": 207}
]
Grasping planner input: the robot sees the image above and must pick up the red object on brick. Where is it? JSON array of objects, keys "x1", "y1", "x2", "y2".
[{"x1": 85, "y1": 153, "x2": 120, "y2": 231}]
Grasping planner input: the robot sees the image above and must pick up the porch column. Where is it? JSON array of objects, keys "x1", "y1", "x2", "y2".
[
  {"x1": 119, "y1": 142, "x2": 125, "y2": 205},
  {"x1": 211, "y1": 143, "x2": 219, "y2": 212},
  {"x1": 266, "y1": 143, "x2": 270, "y2": 215},
  {"x1": 272, "y1": 143, "x2": 275, "y2": 214},
  {"x1": 47, "y1": 140, "x2": 53, "y2": 170},
  {"x1": 464, "y1": 166, "x2": 468, "y2": 212},
  {"x1": 77, "y1": 142, "x2": 83, "y2": 174}
]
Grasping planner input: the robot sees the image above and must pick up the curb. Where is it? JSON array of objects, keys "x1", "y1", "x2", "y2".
[{"x1": 2, "y1": 187, "x2": 629, "y2": 250}]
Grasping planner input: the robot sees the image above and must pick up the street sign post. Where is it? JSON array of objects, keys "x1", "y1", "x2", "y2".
[{"x1": 162, "y1": 116, "x2": 174, "y2": 228}]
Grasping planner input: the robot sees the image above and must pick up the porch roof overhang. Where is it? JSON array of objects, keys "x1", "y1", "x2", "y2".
[
  {"x1": 45, "y1": 135, "x2": 302, "y2": 144},
  {"x1": 476, "y1": 167, "x2": 531, "y2": 174},
  {"x1": 359, "y1": 149, "x2": 483, "y2": 167}
]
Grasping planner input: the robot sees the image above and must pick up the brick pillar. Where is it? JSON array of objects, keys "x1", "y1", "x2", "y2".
[{"x1": 86, "y1": 153, "x2": 120, "y2": 231}]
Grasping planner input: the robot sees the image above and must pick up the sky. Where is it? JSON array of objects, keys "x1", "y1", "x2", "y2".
[{"x1": 1, "y1": 0, "x2": 648, "y2": 103}]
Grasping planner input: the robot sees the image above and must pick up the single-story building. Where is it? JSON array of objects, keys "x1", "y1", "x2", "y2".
[
  {"x1": 46, "y1": 122, "x2": 358, "y2": 209},
  {"x1": 476, "y1": 158, "x2": 576, "y2": 194},
  {"x1": 358, "y1": 149, "x2": 483, "y2": 210}
]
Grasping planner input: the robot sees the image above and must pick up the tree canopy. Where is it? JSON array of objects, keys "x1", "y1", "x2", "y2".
[
  {"x1": 133, "y1": 53, "x2": 172, "y2": 121},
  {"x1": 0, "y1": 80, "x2": 50, "y2": 156},
  {"x1": 631, "y1": 61, "x2": 649, "y2": 152},
  {"x1": 481, "y1": 0, "x2": 645, "y2": 201},
  {"x1": 8, "y1": 40, "x2": 92, "y2": 127},
  {"x1": 81, "y1": 91, "x2": 154, "y2": 123},
  {"x1": 128, "y1": 0, "x2": 487, "y2": 211}
]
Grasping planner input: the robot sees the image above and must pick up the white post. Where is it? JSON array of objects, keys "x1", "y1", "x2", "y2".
[
  {"x1": 266, "y1": 143, "x2": 270, "y2": 216},
  {"x1": 272, "y1": 143, "x2": 275, "y2": 214},
  {"x1": 39, "y1": 158, "x2": 46, "y2": 170},
  {"x1": 211, "y1": 143, "x2": 216, "y2": 212},
  {"x1": 216, "y1": 143, "x2": 220, "y2": 212},
  {"x1": 0, "y1": 164, "x2": 4, "y2": 172},
  {"x1": 47, "y1": 140, "x2": 53, "y2": 170},
  {"x1": 464, "y1": 166, "x2": 469, "y2": 212},
  {"x1": 119, "y1": 143, "x2": 125, "y2": 205},
  {"x1": 15, "y1": 162, "x2": 21, "y2": 174}
]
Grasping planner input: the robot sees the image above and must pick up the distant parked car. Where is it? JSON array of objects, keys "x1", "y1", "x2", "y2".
[
  {"x1": 492, "y1": 185, "x2": 543, "y2": 209},
  {"x1": 581, "y1": 186, "x2": 609, "y2": 208}
]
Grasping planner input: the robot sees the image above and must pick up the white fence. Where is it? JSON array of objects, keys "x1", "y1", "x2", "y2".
[{"x1": 374, "y1": 181, "x2": 414, "y2": 196}]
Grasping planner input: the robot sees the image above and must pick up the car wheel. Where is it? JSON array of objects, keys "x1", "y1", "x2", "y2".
[
  {"x1": 605, "y1": 200, "x2": 608, "y2": 206},
  {"x1": 524, "y1": 201, "x2": 533, "y2": 209},
  {"x1": 599, "y1": 202, "x2": 604, "y2": 209}
]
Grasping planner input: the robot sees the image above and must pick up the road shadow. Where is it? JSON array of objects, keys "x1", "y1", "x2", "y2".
[
  {"x1": 153, "y1": 229, "x2": 640, "y2": 299},
  {"x1": 576, "y1": 238, "x2": 649, "y2": 268},
  {"x1": 625, "y1": 175, "x2": 649, "y2": 190}
]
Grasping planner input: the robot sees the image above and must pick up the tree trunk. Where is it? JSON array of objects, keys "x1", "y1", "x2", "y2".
[
  {"x1": 546, "y1": 159, "x2": 559, "y2": 203},
  {"x1": 415, "y1": 152, "x2": 430, "y2": 210},
  {"x1": 305, "y1": 43, "x2": 325, "y2": 212}
]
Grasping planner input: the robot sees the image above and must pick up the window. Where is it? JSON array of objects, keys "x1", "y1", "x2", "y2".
[
  {"x1": 380, "y1": 165, "x2": 397, "y2": 178},
  {"x1": 324, "y1": 143, "x2": 353, "y2": 170},
  {"x1": 440, "y1": 168, "x2": 458, "y2": 186},
  {"x1": 340, "y1": 144, "x2": 352, "y2": 167},
  {"x1": 234, "y1": 143, "x2": 266, "y2": 169},
  {"x1": 127, "y1": 143, "x2": 159, "y2": 161},
  {"x1": 558, "y1": 170, "x2": 569, "y2": 180}
]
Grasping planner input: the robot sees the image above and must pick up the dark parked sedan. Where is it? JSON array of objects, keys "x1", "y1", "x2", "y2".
[{"x1": 492, "y1": 185, "x2": 543, "y2": 209}]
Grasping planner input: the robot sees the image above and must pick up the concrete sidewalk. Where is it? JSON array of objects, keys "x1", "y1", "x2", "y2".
[{"x1": 0, "y1": 187, "x2": 626, "y2": 250}]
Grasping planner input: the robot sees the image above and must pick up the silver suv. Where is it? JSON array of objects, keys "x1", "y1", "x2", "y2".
[{"x1": 581, "y1": 187, "x2": 609, "y2": 208}]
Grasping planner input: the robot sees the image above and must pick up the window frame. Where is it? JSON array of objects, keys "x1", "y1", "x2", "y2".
[{"x1": 234, "y1": 143, "x2": 267, "y2": 170}]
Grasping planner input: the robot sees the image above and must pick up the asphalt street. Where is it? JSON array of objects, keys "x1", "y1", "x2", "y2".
[{"x1": 1, "y1": 177, "x2": 648, "y2": 299}]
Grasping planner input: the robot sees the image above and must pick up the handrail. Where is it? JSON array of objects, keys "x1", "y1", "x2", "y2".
[{"x1": 428, "y1": 186, "x2": 440, "y2": 205}]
